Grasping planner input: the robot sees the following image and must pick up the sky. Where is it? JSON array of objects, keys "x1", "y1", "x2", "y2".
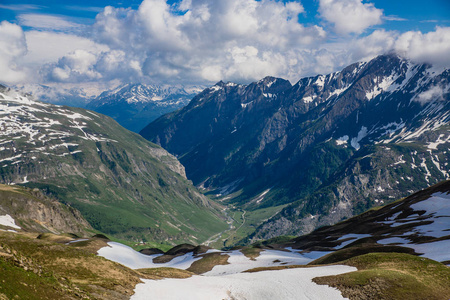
[{"x1": 0, "y1": 0, "x2": 449, "y2": 96}]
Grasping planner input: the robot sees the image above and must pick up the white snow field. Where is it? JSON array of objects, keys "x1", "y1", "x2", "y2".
[
  {"x1": 131, "y1": 265, "x2": 356, "y2": 300},
  {"x1": 97, "y1": 242, "x2": 202, "y2": 269},
  {"x1": 98, "y1": 242, "x2": 354, "y2": 299},
  {"x1": 0, "y1": 214, "x2": 21, "y2": 229}
]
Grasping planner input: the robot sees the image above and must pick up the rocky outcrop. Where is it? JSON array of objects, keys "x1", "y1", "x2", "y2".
[{"x1": 0, "y1": 185, "x2": 91, "y2": 235}]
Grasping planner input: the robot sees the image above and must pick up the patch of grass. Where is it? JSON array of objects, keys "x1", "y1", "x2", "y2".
[
  {"x1": 240, "y1": 247, "x2": 263, "y2": 260},
  {"x1": 187, "y1": 253, "x2": 230, "y2": 274},
  {"x1": 313, "y1": 253, "x2": 450, "y2": 300},
  {"x1": 309, "y1": 244, "x2": 416, "y2": 265},
  {"x1": 0, "y1": 258, "x2": 70, "y2": 300},
  {"x1": 137, "y1": 267, "x2": 194, "y2": 279},
  {"x1": 36, "y1": 233, "x2": 73, "y2": 244},
  {"x1": 244, "y1": 264, "x2": 312, "y2": 273}
]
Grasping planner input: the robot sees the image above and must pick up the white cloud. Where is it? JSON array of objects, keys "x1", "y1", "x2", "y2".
[
  {"x1": 319, "y1": 0, "x2": 383, "y2": 34},
  {"x1": 87, "y1": 0, "x2": 326, "y2": 84},
  {"x1": 2, "y1": 0, "x2": 450, "y2": 90},
  {"x1": 416, "y1": 85, "x2": 446, "y2": 104},
  {"x1": 23, "y1": 31, "x2": 109, "y2": 66},
  {"x1": 0, "y1": 21, "x2": 28, "y2": 83},
  {"x1": 0, "y1": 4, "x2": 44, "y2": 11},
  {"x1": 18, "y1": 14, "x2": 80, "y2": 30},
  {"x1": 394, "y1": 27, "x2": 450, "y2": 67},
  {"x1": 351, "y1": 30, "x2": 397, "y2": 61}
]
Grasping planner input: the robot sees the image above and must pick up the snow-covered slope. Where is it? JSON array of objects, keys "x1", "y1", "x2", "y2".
[
  {"x1": 279, "y1": 180, "x2": 450, "y2": 265},
  {"x1": 97, "y1": 241, "x2": 355, "y2": 300}
]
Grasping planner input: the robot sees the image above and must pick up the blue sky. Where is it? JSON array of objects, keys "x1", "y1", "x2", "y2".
[
  {"x1": 0, "y1": 0, "x2": 449, "y2": 95},
  {"x1": 2, "y1": 0, "x2": 449, "y2": 31}
]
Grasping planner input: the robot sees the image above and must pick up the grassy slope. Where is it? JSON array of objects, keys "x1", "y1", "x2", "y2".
[
  {"x1": 0, "y1": 98, "x2": 228, "y2": 244},
  {"x1": 313, "y1": 253, "x2": 450, "y2": 300},
  {"x1": 0, "y1": 231, "x2": 145, "y2": 299}
]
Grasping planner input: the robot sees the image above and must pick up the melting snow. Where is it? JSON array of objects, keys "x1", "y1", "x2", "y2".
[
  {"x1": 97, "y1": 242, "x2": 202, "y2": 270},
  {"x1": 377, "y1": 192, "x2": 450, "y2": 262},
  {"x1": 314, "y1": 75, "x2": 325, "y2": 88},
  {"x1": 336, "y1": 135, "x2": 349, "y2": 146},
  {"x1": 0, "y1": 214, "x2": 21, "y2": 229},
  {"x1": 350, "y1": 127, "x2": 368, "y2": 150},
  {"x1": 131, "y1": 265, "x2": 356, "y2": 300},
  {"x1": 204, "y1": 249, "x2": 313, "y2": 276},
  {"x1": 334, "y1": 234, "x2": 371, "y2": 250},
  {"x1": 98, "y1": 242, "x2": 354, "y2": 300},
  {"x1": 302, "y1": 95, "x2": 317, "y2": 103}
]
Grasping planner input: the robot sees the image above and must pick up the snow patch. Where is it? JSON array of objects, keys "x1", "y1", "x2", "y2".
[
  {"x1": 0, "y1": 214, "x2": 21, "y2": 229},
  {"x1": 350, "y1": 126, "x2": 368, "y2": 150},
  {"x1": 336, "y1": 135, "x2": 349, "y2": 145},
  {"x1": 97, "y1": 242, "x2": 201, "y2": 270}
]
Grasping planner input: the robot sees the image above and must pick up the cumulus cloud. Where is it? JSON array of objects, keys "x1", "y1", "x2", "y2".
[
  {"x1": 319, "y1": 0, "x2": 383, "y2": 34},
  {"x1": 3, "y1": 0, "x2": 450, "y2": 89},
  {"x1": 86, "y1": 0, "x2": 326, "y2": 84},
  {"x1": 394, "y1": 27, "x2": 450, "y2": 67},
  {"x1": 0, "y1": 21, "x2": 28, "y2": 83},
  {"x1": 44, "y1": 49, "x2": 143, "y2": 83},
  {"x1": 23, "y1": 31, "x2": 109, "y2": 65},
  {"x1": 416, "y1": 85, "x2": 447, "y2": 104}
]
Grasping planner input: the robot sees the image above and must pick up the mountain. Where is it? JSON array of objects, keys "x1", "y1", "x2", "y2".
[
  {"x1": 0, "y1": 85, "x2": 227, "y2": 245},
  {"x1": 141, "y1": 54, "x2": 450, "y2": 243},
  {"x1": 87, "y1": 83, "x2": 202, "y2": 132}
]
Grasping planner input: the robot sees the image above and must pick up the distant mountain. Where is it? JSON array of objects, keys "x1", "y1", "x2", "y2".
[
  {"x1": 13, "y1": 83, "x2": 95, "y2": 107},
  {"x1": 0, "y1": 85, "x2": 227, "y2": 244},
  {"x1": 87, "y1": 83, "x2": 202, "y2": 132},
  {"x1": 141, "y1": 54, "x2": 450, "y2": 241}
]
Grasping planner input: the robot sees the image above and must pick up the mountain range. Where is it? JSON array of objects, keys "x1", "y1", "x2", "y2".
[
  {"x1": 0, "y1": 85, "x2": 227, "y2": 245},
  {"x1": 141, "y1": 54, "x2": 450, "y2": 244},
  {"x1": 86, "y1": 83, "x2": 202, "y2": 132}
]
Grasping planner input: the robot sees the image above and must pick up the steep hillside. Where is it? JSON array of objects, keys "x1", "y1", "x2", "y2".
[
  {"x1": 141, "y1": 54, "x2": 450, "y2": 241},
  {"x1": 0, "y1": 85, "x2": 227, "y2": 245},
  {"x1": 0, "y1": 184, "x2": 91, "y2": 236},
  {"x1": 87, "y1": 83, "x2": 200, "y2": 132}
]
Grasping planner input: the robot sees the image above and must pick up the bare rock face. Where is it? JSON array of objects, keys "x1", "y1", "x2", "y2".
[{"x1": 0, "y1": 185, "x2": 91, "y2": 235}]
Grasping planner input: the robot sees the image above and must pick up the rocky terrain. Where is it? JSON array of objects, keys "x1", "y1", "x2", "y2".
[
  {"x1": 0, "y1": 184, "x2": 91, "y2": 235},
  {"x1": 141, "y1": 54, "x2": 450, "y2": 241}
]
